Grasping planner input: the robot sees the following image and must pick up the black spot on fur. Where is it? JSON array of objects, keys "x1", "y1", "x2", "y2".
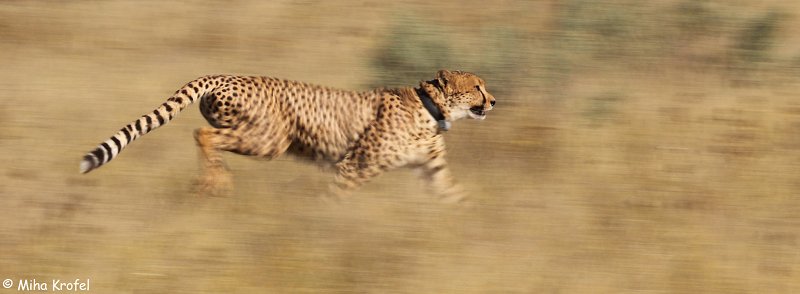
[{"x1": 155, "y1": 111, "x2": 165, "y2": 125}]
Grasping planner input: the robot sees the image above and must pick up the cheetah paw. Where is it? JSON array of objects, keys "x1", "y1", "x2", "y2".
[{"x1": 194, "y1": 172, "x2": 234, "y2": 197}]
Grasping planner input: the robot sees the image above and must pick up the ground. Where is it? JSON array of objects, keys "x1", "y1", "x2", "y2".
[{"x1": 1, "y1": 1, "x2": 799, "y2": 293}]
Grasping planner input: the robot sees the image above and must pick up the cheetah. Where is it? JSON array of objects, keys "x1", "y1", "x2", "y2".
[{"x1": 80, "y1": 70, "x2": 495, "y2": 203}]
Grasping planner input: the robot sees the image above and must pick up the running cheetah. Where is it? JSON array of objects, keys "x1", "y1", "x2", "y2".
[{"x1": 80, "y1": 70, "x2": 495, "y2": 203}]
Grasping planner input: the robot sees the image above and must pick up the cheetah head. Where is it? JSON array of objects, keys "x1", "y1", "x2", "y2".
[{"x1": 433, "y1": 70, "x2": 496, "y2": 121}]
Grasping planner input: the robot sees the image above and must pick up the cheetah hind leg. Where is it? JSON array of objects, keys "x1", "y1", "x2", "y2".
[{"x1": 193, "y1": 127, "x2": 237, "y2": 197}]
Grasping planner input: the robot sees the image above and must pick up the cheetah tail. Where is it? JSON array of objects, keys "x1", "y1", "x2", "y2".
[{"x1": 79, "y1": 77, "x2": 215, "y2": 174}]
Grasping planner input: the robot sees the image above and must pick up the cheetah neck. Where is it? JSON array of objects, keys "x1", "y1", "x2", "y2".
[{"x1": 415, "y1": 86, "x2": 450, "y2": 132}]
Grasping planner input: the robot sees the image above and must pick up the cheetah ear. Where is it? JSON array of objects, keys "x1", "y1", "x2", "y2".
[
  {"x1": 437, "y1": 70, "x2": 453, "y2": 82},
  {"x1": 436, "y1": 70, "x2": 453, "y2": 94}
]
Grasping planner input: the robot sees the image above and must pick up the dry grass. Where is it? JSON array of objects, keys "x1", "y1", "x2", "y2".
[{"x1": 1, "y1": 1, "x2": 799, "y2": 293}]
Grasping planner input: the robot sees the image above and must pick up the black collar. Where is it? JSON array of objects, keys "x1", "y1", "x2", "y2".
[{"x1": 416, "y1": 87, "x2": 450, "y2": 131}]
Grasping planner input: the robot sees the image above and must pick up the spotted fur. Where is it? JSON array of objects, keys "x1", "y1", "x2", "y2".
[{"x1": 80, "y1": 70, "x2": 495, "y2": 202}]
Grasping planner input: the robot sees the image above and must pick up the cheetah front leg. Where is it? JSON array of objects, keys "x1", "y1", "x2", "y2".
[
  {"x1": 322, "y1": 154, "x2": 387, "y2": 203},
  {"x1": 420, "y1": 155, "x2": 467, "y2": 204},
  {"x1": 417, "y1": 139, "x2": 467, "y2": 204}
]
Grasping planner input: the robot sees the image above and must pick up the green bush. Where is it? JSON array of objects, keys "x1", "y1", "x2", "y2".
[
  {"x1": 370, "y1": 15, "x2": 452, "y2": 88},
  {"x1": 370, "y1": 14, "x2": 533, "y2": 97},
  {"x1": 734, "y1": 11, "x2": 784, "y2": 64}
]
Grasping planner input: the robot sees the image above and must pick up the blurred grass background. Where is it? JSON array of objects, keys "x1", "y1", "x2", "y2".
[{"x1": 1, "y1": 0, "x2": 800, "y2": 293}]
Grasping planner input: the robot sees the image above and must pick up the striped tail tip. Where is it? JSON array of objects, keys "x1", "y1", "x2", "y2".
[{"x1": 80, "y1": 155, "x2": 97, "y2": 174}]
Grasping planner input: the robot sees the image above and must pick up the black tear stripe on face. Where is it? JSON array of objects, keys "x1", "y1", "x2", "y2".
[{"x1": 476, "y1": 85, "x2": 487, "y2": 107}]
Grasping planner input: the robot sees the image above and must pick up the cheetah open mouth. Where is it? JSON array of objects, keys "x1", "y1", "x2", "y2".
[{"x1": 469, "y1": 107, "x2": 486, "y2": 119}]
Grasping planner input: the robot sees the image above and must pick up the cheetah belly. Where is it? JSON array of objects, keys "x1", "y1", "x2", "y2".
[
  {"x1": 287, "y1": 111, "x2": 373, "y2": 164},
  {"x1": 288, "y1": 122, "x2": 356, "y2": 163}
]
